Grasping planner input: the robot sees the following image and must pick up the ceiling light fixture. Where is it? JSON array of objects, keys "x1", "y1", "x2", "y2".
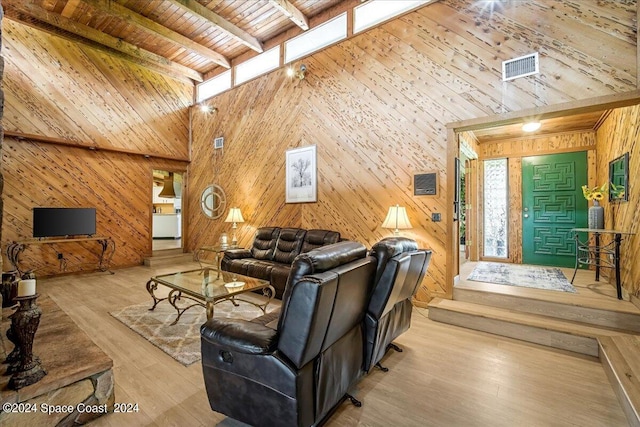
[
  {"x1": 522, "y1": 121, "x2": 541, "y2": 132},
  {"x1": 286, "y1": 64, "x2": 307, "y2": 80}
]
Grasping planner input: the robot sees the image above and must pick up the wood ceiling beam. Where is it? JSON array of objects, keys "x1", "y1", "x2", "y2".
[
  {"x1": 61, "y1": 0, "x2": 82, "y2": 18},
  {"x1": 3, "y1": 0, "x2": 203, "y2": 83},
  {"x1": 269, "y1": 0, "x2": 310, "y2": 31},
  {"x1": 168, "y1": 0, "x2": 264, "y2": 53},
  {"x1": 84, "y1": 0, "x2": 231, "y2": 68}
]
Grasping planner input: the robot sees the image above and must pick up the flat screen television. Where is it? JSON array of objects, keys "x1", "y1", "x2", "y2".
[{"x1": 33, "y1": 207, "x2": 97, "y2": 238}]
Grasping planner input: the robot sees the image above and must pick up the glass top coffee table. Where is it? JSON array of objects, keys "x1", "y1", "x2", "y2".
[{"x1": 145, "y1": 268, "x2": 274, "y2": 325}]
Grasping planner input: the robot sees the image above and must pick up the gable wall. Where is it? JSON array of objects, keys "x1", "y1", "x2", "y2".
[
  {"x1": 1, "y1": 20, "x2": 192, "y2": 273},
  {"x1": 188, "y1": 0, "x2": 638, "y2": 300}
]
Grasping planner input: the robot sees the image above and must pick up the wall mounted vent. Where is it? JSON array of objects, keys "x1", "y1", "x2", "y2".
[
  {"x1": 502, "y1": 53, "x2": 539, "y2": 81},
  {"x1": 214, "y1": 137, "x2": 224, "y2": 149}
]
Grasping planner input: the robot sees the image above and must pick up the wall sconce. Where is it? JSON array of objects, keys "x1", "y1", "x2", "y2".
[
  {"x1": 381, "y1": 204, "x2": 413, "y2": 236},
  {"x1": 200, "y1": 104, "x2": 217, "y2": 113},
  {"x1": 286, "y1": 64, "x2": 307, "y2": 80}
]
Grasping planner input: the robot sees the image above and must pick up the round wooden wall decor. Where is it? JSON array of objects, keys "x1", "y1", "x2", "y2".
[{"x1": 201, "y1": 184, "x2": 226, "y2": 219}]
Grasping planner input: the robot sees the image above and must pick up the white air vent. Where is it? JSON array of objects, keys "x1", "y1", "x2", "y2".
[
  {"x1": 214, "y1": 137, "x2": 224, "y2": 149},
  {"x1": 502, "y1": 53, "x2": 539, "y2": 81}
]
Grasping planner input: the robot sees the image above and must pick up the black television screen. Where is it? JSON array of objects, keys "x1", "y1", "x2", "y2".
[{"x1": 33, "y1": 208, "x2": 97, "y2": 238}]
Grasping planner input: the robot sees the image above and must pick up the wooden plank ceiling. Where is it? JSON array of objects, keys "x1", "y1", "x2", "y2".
[
  {"x1": 2, "y1": 0, "x2": 344, "y2": 83},
  {"x1": 471, "y1": 110, "x2": 610, "y2": 144}
]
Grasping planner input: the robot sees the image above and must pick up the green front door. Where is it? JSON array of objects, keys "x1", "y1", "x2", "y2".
[{"x1": 522, "y1": 152, "x2": 588, "y2": 267}]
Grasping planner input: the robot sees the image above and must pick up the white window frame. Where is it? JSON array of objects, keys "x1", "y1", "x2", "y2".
[
  {"x1": 196, "y1": 70, "x2": 232, "y2": 103},
  {"x1": 235, "y1": 46, "x2": 281, "y2": 85},
  {"x1": 285, "y1": 13, "x2": 347, "y2": 64}
]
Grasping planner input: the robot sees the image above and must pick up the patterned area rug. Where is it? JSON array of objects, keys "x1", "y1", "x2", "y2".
[
  {"x1": 466, "y1": 262, "x2": 577, "y2": 293},
  {"x1": 110, "y1": 296, "x2": 279, "y2": 366}
]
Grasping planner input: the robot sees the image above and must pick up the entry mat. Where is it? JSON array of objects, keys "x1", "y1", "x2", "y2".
[{"x1": 466, "y1": 262, "x2": 577, "y2": 293}]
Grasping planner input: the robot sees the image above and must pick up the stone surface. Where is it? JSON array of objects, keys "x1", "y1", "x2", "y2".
[
  {"x1": 0, "y1": 295, "x2": 114, "y2": 425},
  {"x1": 0, "y1": 378, "x2": 93, "y2": 426},
  {"x1": 92, "y1": 369, "x2": 114, "y2": 404}
]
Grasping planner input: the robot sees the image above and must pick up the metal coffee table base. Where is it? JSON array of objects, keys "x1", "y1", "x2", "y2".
[{"x1": 146, "y1": 279, "x2": 275, "y2": 325}]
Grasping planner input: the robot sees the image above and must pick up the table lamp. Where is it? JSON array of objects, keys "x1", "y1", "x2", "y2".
[
  {"x1": 224, "y1": 208, "x2": 245, "y2": 246},
  {"x1": 381, "y1": 204, "x2": 412, "y2": 236}
]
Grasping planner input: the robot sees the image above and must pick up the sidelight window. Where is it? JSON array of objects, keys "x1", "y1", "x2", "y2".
[{"x1": 483, "y1": 159, "x2": 508, "y2": 258}]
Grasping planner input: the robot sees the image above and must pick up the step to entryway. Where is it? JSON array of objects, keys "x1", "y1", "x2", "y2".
[
  {"x1": 428, "y1": 298, "x2": 632, "y2": 357},
  {"x1": 143, "y1": 252, "x2": 194, "y2": 267},
  {"x1": 453, "y1": 284, "x2": 640, "y2": 333},
  {"x1": 599, "y1": 335, "x2": 640, "y2": 427}
]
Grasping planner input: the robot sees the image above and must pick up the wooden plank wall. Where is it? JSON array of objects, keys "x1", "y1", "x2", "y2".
[
  {"x1": 596, "y1": 105, "x2": 640, "y2": 297},
  {"x1": 477, "y1": 132, "x2": 597, "y2": 264},
  {"x1": 1, "y1": 20, "x2": 192, "y2": 274},
  {"x1": 188, "y1": 0, "x2": 637, "y2": 301}
]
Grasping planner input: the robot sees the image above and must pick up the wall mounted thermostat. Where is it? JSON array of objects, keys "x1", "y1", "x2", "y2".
[{"x1": 214, "y1": 137, "x2": 224, "y2": 149}]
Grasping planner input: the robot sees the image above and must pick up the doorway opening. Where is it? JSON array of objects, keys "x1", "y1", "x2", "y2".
[{"x1": 152, "y1": 170, "x2": 183, "y2": 252}]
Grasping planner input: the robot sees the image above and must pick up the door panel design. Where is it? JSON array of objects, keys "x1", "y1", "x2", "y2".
[
  {"x1": 532, "y1": 195, "x2": 576, "y2": 223},
  {"x1": 522, "y1": 152, "x2": 588, "y2": 267},
  {"x1": 532, "y1": 162, "x2": 576, "y2": 191}
]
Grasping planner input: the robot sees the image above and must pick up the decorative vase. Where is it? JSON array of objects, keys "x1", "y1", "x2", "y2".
[{"x1": 588, "y1": 200, "x2": 604, "y2": 229}]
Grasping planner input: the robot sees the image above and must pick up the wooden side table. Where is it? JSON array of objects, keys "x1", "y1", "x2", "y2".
[{"x1": 570, "y1": 228, "x2": 634, "y2": 300}]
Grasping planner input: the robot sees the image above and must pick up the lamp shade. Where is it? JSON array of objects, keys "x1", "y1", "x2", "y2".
[
  {"x1": 224, "y1": 208, "x2": 245, "y2": 224},
  {"x1": 381, "y1": 205, "x2": 412, "y2": 235}
]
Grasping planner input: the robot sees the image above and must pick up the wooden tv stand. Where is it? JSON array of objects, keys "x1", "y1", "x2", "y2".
[{"x1": 6, "y1": 236, "x2": 116, "y2": 276}]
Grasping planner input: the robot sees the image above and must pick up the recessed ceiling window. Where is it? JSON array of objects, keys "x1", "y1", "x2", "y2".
[
  {"x1": 285, "y1": 13, "x2": 347, "y2": 64},
  {"x1": 196, "y1": 71, "x2": 231, "y2": 103},
  {"x1": 235, "y1": 46, "x2": 281, "y2": 85},
  {"x1": 354, "y1": 0, "x2": 430, "y2": 33}
]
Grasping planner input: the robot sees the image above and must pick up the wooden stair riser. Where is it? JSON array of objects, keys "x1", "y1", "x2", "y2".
[
  {"x1": 599, "y1": 337, "x2": 640, "y2": 427},
  {"x1": 428, "y1": 305, "x2": 600, "y2": 357},
  {"x1": 143, "y1": 253, "x2": 194, "y2": 267},
  {"x1": 454, "y1": 288, "x2": 640, "y2": 333}
]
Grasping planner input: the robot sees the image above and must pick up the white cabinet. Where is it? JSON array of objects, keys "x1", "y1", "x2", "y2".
[{"x1": 152, "y1": 214, "x2": 181, "y2": 238}]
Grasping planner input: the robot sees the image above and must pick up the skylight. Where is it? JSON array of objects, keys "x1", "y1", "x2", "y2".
[
  {"x1": 354, "y1": 1, "x2": 429, "y2": 34},
  {"x1": 196, "y1": 70, "x2": 231, "y2": 102},
  {"x1": 235, "y1": 46, "x2": 281, "y2": 85},
  {"x1": 285, "y1": 13, "x2": 347, "y2": 64}
]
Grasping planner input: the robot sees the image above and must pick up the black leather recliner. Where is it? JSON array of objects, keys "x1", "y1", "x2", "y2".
[
  {"x1": 364, "y1": 237, "x2": 432, "y2": 372},
  {"x1": 200, "y1": 241, "x2": 376, "y2": 427}
]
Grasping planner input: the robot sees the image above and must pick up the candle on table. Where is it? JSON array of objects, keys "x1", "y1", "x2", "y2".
[{"x1": 17, "y1": 279, "x2": 36, "y2": 297}]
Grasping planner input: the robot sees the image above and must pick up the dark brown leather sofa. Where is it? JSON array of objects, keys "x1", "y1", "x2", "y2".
[
  {"x1": 221, "y1": 227, "x2": 340, "y2": 298},
  {"x1": 200, "y1": 238, "x2": 432, "y2": 426}
]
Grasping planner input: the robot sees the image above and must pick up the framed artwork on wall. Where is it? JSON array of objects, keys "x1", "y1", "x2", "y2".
[{"x1": 286, "y1": 145, "x2": 317, "y2": 203}]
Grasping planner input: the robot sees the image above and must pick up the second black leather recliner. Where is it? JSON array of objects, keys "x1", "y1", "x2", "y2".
[{"x1": 365, "y1": 237, "x2": 432, "y2": 372}]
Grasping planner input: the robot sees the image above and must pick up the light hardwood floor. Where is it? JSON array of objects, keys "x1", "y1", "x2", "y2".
[{"x1": 38, "y1": 262, "x2": 628, "y2": 427}]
